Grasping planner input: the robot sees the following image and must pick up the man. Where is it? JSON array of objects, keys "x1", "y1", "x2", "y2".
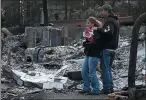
[{"x1": 96, "y1": 4, "x2": 120, "y2": 94}]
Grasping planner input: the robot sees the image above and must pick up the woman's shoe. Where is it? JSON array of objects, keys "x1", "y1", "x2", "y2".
[{"x1": 79, "y1": 90, "x2": 90, "y2": 94}]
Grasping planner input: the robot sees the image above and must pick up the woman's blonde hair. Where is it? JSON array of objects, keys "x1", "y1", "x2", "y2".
[
  {"x1": 87, "y1": 17, "x2": 97, "y2": 25},
  {"x1": 87, "y1": 16, "x2": 102, "y2": 27}
]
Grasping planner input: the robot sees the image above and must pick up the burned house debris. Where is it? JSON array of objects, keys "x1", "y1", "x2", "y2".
[
  {"x1": 1, "y1": 22, "x2": 146, "y2": 100},
  {"x1": 1, "y1": 0, "x2": 146, "y2": 100}
]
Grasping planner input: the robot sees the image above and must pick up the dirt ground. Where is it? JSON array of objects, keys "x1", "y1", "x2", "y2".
[
  {"x1": 1, "y1": 79, "x2": 108, "y2": 100},
  {"x1": 12, "y1": 91, "x2": 108, "y2": 100}
]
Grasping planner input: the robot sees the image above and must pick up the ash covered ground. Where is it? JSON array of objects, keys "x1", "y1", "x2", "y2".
[{"x1": 1, "y1": 34, "x2": 145, "y2": 99}]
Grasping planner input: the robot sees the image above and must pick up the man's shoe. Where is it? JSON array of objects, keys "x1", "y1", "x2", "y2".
[
  {"x1": 100, "y1": 88, "x2": 114, "y2": 94},
  {"x1": 79, "y1": 90, "x2": 90, "y2": 94},
  {"x1": 85, "y1": 92, "x2": 100, "y2": 95}
]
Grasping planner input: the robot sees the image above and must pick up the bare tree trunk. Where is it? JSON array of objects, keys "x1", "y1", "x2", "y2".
[
  {"x1": 145, "y1": 1, "x2": 146, "y2": 12},
  {"x1": 26, "y1": 1, "x2": 30, "y2": 25},
  {"x1": 18, "y1": 0, "x2": 21, "y2": 26},
  {"x1": 43, "y1": 0, "x2": 48, "y2": 26},
  {"x1": 111, "y1": 0, "x2": 117, "y2": 7},
  {"x1": 64, "y1": 0, "x2": 68, "y2": 20},
  {"x1": 128, "y1": 0, "x2": 131, "y2": 16},
  {"x1": 102, "y1": 0, "x2": 104, "y2": 5}
]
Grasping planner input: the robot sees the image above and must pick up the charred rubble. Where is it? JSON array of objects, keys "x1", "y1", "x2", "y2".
[{"x1": 1, "y1": 31, "x2": 145, "y2": 99}]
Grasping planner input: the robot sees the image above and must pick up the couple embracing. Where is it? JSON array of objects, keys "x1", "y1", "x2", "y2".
[{"x1": 79, "y1": 4, "x2": 119, "y2": 95}]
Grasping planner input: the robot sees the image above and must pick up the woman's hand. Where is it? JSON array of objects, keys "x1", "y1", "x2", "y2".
[
  {"x1": 96, "y1": 20, "x2": 103, "y2": 28},
  {"x1": 92, "y1": 27, "x2": 97, "y2": 30}
]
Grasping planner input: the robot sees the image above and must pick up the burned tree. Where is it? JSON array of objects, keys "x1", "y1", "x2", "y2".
[{"x1": 42, "y1": 0, "x2": 48, "y2": 26}]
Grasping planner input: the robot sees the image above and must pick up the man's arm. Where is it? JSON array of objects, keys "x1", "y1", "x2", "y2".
[{"x1": 97, "y1": 23, "x2": 114, "y2": 35}]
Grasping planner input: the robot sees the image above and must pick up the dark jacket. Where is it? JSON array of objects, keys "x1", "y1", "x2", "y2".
[
  {"x1": 97, "y1": 14, "x2": 119, "y2": 50},
  {"x1": 83, "y1": 30, "x2": 102, "y2": 58}
]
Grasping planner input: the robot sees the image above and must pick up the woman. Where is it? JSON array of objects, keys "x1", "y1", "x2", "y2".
[{"x1": 79, "y1": 17, "x2": 103, "y2": 95}]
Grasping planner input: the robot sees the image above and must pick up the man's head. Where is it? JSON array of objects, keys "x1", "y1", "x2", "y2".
[{"x1": 101, "y1": 4, "x2": 113, "y2": 17}]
